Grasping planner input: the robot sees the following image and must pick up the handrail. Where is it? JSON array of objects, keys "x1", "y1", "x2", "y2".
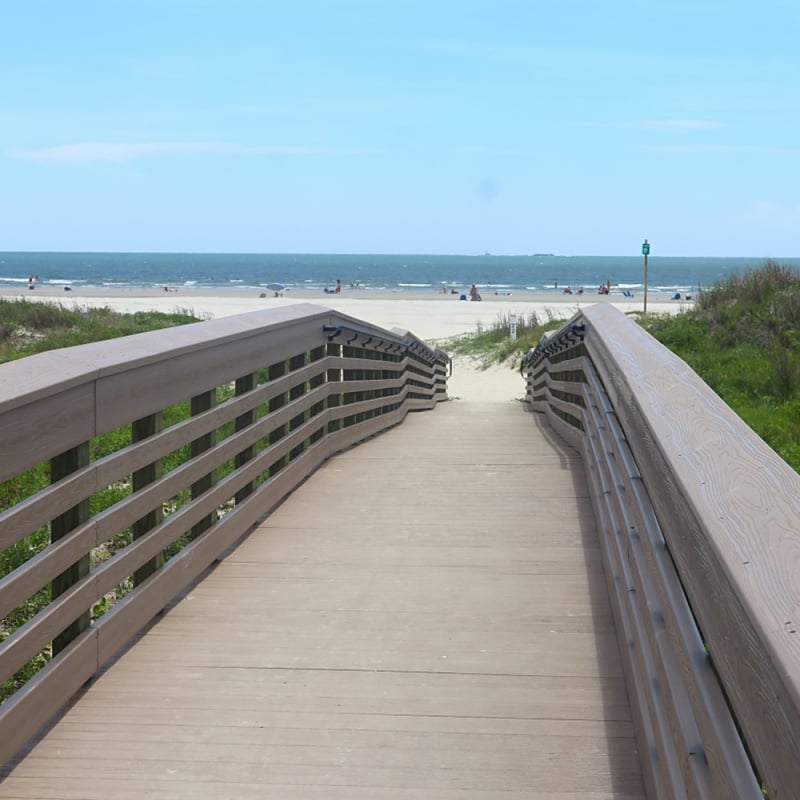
[
  {"x1": 525, "y1": 303, "x2": 800, "y2": 799},
  {"x1": 322, "y1": 322, "x2": 451, "y2": 369},
  {"x1": 0, "y1": 303, "x2": 447, "y2": 768}
]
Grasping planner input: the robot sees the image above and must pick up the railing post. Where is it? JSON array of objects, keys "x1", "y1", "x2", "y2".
[
  {"x1": 50, "y1": 442, "x2": 90, "y2": 655},
  {"x1": 132, "y1": 413, "x2": 165, "y2": 586},
  {"x1": 189, "y1": 389, "x2": 217, "y2": 540},
  {"x1": 355, "y1": 347, "x2": 366, "y2": 422},
  {"x1": 288, "y1": 352, "x2": 308, "y2": 461},
  {"x1": 308, "y1": 345, "x2": 326, "y2": 444},
  {"x1": 342, "y1": 344, "x2": 361, "y2": 426},
  {"x1": 326, "y1": 342, "x2": 342, "y2": 433},
  {"x1": 234, "y1": 374, "x2": 256, "y2": 504},
  {"x1": 268, "y1": 360, "x2": 288, "y2": 477}
]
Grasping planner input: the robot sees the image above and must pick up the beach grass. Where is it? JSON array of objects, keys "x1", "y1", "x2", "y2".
[
  {"x1": 0, "y1": 298, "x2": 202, "y2": 363},
  {"x1": 440, "y1": 310, "x2": 565, "y2": 368},
  {"x1": 438, "y1": 260, "x2": 800, "y2": 473},
  {"x1": 639, "y1": 260, "x2": 800, "y2": 472}
]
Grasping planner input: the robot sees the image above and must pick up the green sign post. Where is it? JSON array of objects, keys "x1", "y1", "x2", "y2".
[{"x1": 642, "y1": 239, "x2": 650, "y2": 314}]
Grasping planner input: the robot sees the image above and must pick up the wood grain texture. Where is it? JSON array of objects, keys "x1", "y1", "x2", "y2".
[
  {"x1": 0, "y1": 384, "x2": 96, "y2": 483},
  {"x1": 528, "y1": 303, "x2": 799, "y2": 798},
  {"x1": 0, "y1": 403, "x2": 644, "y2": 799},
  {"x1": 581, "y1": 304, "x2": 800, "y2": 799},
  {"x1": 1, "y1": 306, "x2": 444, "y2": 766},
  {"x1": 0, "y1": 629, "x2": 100, "y2": 772}
]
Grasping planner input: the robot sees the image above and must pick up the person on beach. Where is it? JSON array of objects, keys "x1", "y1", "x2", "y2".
[
  {"x1": 469, "y1": 283, "x2": 480, "y2": 301},
  {"x1": 335, "y1": 279, "x2": 341, "y2": 293}
]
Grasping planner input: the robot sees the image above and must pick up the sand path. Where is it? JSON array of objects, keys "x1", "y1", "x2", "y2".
[{"x1": 445, "y1": 355, "x2": 527, "y2": 404}]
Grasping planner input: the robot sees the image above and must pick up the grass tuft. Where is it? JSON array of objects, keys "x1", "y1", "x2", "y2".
[
  {"x1": 439, "y1": 309, "x2": 566, "y2": 369},
  {"x1": 0, "y1": 299, "x2": 202, "y2": 363},
  {"x1": 432, "y1": 261, "x2": 800, "y2": 475},
  {"x1": 639, "y1": 260, "x2": 800, "y2": 472}
]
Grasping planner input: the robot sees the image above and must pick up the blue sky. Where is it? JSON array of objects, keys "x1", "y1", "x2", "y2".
[{"x1": 3, "y1": 0, "x2": 799, "y2": 256}]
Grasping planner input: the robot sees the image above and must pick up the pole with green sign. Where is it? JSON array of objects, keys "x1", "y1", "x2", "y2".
[{"x1": 642, "y1": 239, "x2": 650, "y2": 314}]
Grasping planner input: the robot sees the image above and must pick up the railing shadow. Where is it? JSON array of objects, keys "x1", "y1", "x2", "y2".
[
  {"x1": 0, "y1": 304, "x2": 449, "y2": 770},
  {"x1": 532, "y1": 412, "x2": 646, "y2": 799},
  {"x1": 524, "y1": 303, "x2": 799, "y2": 798}
]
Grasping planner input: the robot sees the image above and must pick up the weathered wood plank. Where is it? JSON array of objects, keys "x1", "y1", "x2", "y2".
[
  {"x1": 527, "y1": 304, "x2": 797, "y2": 798},
  {"x1": 0, "y1": 384, "x2": 96, "y2": 484},
  {"x1": 1, "y1": 403, "x2": 644, "y2": 798},
  {"x1": 580, "y1": 303, "x2": 800, "y2": 798}
]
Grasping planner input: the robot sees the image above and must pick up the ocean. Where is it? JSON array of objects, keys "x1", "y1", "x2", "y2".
[{"x1": 1, "y1": 251, "x2": 797, "y2": 298}]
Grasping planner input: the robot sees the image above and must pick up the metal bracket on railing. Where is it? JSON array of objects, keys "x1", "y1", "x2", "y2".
[
  {"x1": 323, "y1": 323, "x2": 408, "y2": 357},
  {"x1": 322, "y1": 323, "x2": 441, "y2": 365},
  {"x1": 567, "y1": 322, "x2": 586, "y2": 341},
  {"x1": 323, "y1": 325, "x2": 342, "y2": 342},
  {"x1": 406, "y1": 340, "x2": 437, "y2": 365},
  {"x1": 522, "y1": 320, "x2": 587, "y2": 372}
]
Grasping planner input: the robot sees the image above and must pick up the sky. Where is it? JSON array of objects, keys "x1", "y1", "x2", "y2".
[{"x1": 2, "y1": 0, "x2": 800, "y2": 256}]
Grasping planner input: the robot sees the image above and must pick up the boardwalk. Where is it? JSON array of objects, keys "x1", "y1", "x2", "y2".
[{"x1": 1, "y1": 401, "x2": 644, "y2": 799}]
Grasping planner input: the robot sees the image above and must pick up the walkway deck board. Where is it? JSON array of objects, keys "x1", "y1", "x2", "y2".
[{"x1": 0, "y1": 402, "x2": 645, "y2": 799}]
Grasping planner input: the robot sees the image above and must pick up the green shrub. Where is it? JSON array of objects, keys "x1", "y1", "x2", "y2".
[
  {"x1": 442, "y1": 310, "x2": 564, "y2": 368},
  {"x1": 0, "y1": 298, "x2": 200, "y2": 364},
  {"x1": 640, "y1": 261, "x2": 800, "y2": 473},
  {"x1": 0, "y1": 300, "x2": 204, "y2": 702}
]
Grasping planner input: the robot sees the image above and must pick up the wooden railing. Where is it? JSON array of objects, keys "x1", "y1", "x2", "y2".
[
  {"x1": 0, "y1": 303, "x2": 448, "y2": 767},
  {"x1": 524, "y1": 303, "x2": 800, "y2": 800}
]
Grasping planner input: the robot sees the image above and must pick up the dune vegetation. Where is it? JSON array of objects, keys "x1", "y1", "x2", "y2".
[
  {"x1": 638, "y1": 261, "x2": 800, "y2": 473},
  {"x1": 0, "y1": 301, "x2": 204, "y2": 702},
  {"x1": 445, "y1": 260, "x2": 800, "y2": 474},
  {"x1": 0, "y1": 299, "x2": 202, "y2": 363}
]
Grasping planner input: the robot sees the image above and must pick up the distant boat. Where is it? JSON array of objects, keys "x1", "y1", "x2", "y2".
[{"x1": 533, "y1": 253, "x2": 555, "y2": 257}]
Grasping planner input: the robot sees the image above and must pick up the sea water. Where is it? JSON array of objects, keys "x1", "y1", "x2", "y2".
[{"x1": 1, "y1": 252, "x2": 797, "y2": 297}]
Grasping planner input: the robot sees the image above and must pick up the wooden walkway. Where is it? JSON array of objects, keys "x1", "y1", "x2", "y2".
[{"x1": 0, "y1": 401, "x2": 645, "y2": 799}]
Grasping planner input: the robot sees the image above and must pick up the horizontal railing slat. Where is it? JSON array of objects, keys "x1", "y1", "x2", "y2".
[
  {"x1": 526, "y1": 303, "x2": 792, "y2": 799},
  {"x1": 0, "y1": 384, "x2": 97, "y2": 484},
  {"x1": 0, "y1": 304, "x2": 447, "y2": 770}
]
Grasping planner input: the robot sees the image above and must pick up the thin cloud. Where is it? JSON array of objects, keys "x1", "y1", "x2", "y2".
[
  {"x1": 644, "y1": 119, "x2": 723, "y2": 130},
  {"x1": 9, "y1": 142, "x2": 375, "y2": 165},
  {"x1": 575, "y1": 119, "x2": 723, "y2": 130},
  {"x1": 744, "y1": 200, "x2": 800, "y2": 226},
  {"x1": 639, "y1": 143, "x2": 799, "y2": 154}
]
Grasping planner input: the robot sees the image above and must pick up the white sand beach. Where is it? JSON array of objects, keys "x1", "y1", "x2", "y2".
[
  {"x1": 0, "y1": 284, "x2": 691, "y2": 341},
  {"x1": 1, "y1": 285, "x2": 692, "y2": 403}
]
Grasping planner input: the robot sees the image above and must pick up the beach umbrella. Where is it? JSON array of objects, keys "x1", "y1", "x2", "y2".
[{"x1": 265, "y1": 283, "x2": 285, "y2": 292}]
